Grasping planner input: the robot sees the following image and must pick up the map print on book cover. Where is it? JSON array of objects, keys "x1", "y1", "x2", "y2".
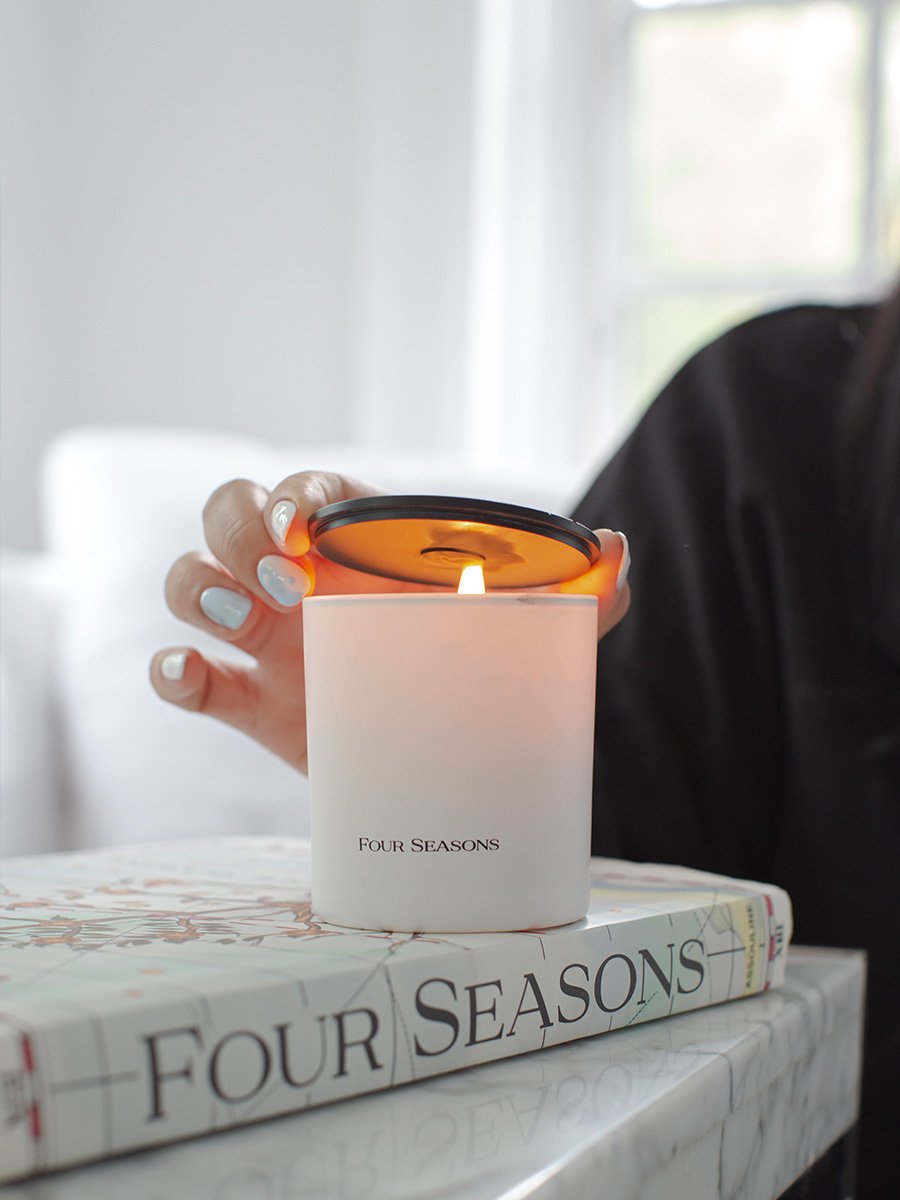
[{"x1": 0, "y1": 836, "x2": 792, "y2": 1183}]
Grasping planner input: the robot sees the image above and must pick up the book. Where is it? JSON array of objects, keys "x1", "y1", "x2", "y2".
[{"x1": 0, "y1": 836, "x2": 791, "y2": 1183}]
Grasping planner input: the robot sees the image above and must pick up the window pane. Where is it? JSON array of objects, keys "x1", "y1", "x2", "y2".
[
  {"x1": 629, "y1": 3, "x2": 867, "y2": 276},
  {"x1": 624, "y1": 293, "x2": 781, "y2": 412},
  {"x1": 882, "y1": 1, "x2": 900, "y2": 270}
]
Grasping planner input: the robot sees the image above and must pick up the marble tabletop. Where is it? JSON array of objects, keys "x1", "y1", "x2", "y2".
[{"x1": 0, "y1": 947, "x2": 864, "y2": 1200}]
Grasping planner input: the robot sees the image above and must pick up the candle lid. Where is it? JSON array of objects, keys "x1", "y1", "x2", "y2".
[{"x1": 307, "y1": 495, "x2": 601, "y2": 588}]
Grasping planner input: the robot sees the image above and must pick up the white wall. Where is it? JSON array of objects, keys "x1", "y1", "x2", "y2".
[{"x1": 0, "y1": 0, "x2": 480, "y2": 550}]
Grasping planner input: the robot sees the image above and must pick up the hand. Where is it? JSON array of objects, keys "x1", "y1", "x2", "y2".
[{"x1": 150, "y1": 471, "x2": 631, "y2": 773}]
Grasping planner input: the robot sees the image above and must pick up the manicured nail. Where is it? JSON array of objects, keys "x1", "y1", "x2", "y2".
[
  {"x1": 614, "y1": 532, "x2": 631, "y2": 591},
  {"x1": 257, "y1": 555, "x2": 310, "y2": 607},
  {"x1": 161, "y1": 651, "x2": 187, "y2": 681},
  {"x1": 269, "y1": 500, "x2": 297, "y2": 545},
  {"x1": 200, "y1": 586, "x2": 252, "y2": 630}
]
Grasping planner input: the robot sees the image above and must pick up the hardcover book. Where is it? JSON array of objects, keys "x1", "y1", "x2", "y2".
[{"x1": 0, "y1": 836, "x2": 791, "y2": 1182}]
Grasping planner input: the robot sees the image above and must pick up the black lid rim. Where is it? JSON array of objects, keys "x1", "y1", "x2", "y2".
[{"x1": 308, "y1": 495, "x2": 601, "y2": 564}]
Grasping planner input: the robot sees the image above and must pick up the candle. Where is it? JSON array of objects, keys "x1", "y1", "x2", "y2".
[
  {"x1": 303, "y1": 496, "x2": 602, "y2": 933},
  {"x1": 303, "y1": 590, "x2": 597, "y2": 933}
]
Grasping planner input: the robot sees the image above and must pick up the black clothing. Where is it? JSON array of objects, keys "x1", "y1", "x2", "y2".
[{"x1": 573, "y1": 304, "x2": 900, "y2": 1197}]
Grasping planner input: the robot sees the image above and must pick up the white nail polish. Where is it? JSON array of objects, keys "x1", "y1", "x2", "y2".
[
  {"x1": 161, "y1": 651, "x2": 187, "y2": 681},
  {"x1": 615, "y1": 532, "x2": 631, "y2": 592},
  {"x1": 200, "y1": 586, "x2": 252, "y2": 630},
  {"x1": 257, "y1": 555, "x2": 310, "y2": 607},
  {"x1": 270, "y1": 500, "x2": 298, "y2": 545}
]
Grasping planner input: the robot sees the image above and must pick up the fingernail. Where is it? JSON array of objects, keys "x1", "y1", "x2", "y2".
[
  {"x1": 200, "y1": 586, "x2": 252, "y2": 630},
  {"x1": 614, "y1": 532, "x2": 631, "y2": 592},
  {"x1": 269, "y1": 500, "x2": 297, "y2": 545},
  {"x1": 161, "y1": 650, "x2": 187, "y2": 681},
  {"x1": 257, "y1": 555, "x2": 310, "y2": 607}
]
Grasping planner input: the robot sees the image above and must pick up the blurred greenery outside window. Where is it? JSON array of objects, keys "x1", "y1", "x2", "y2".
[{"x1": 619, "y1": 0, "x2": 900, "y2": 419}]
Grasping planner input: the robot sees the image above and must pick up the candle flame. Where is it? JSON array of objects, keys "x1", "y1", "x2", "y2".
[{"x1": 457, "y1": 563, "x2": 486, "y2": 594}]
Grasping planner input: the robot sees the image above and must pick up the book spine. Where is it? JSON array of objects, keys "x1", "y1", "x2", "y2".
[{"x1": 0, "y1": 884, "x2": 790, "y2": 1183}]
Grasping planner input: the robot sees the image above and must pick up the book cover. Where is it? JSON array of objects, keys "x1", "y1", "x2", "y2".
[{"x1": 0, "y1": 836, "x2": 791, "y2": 1182}]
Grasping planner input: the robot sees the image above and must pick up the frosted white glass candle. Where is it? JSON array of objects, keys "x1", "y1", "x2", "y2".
[{"x1": 303, "y1": 593, "x2": 598, "y2": 933}]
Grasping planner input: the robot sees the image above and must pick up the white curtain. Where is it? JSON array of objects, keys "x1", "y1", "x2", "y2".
[
  {"x1": 1, "y1": 0, "x2": 619, "y2": 549},
  {"x1": 349, "y1": 0, "x2": 621, "y2": 501}
]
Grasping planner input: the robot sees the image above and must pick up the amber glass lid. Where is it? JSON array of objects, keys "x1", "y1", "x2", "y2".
[{"x1": 307, "y1": 495, "x2": 600, "y2": 588}]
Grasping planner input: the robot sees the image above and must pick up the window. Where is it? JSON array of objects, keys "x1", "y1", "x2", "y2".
[{"x1": 600, "y1": 0, "x2": 900, "y2": 438}]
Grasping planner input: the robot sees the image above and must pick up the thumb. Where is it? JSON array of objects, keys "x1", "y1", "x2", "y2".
[{"x1": 558, "y1": 529, "x2": 631, "y2": 639}]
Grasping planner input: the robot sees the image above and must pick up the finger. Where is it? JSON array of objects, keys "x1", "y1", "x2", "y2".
[
  {"x1": 202, "y1": 479, "x2": 315, "y2": 612},
  {"x1": 263, "y1": 471, "x2": 382, "y2": 557},
  {"x1": 165, "y1": 551, "x2": 301, "y2": 662},
  {"x1": 597, "y1": 581, "x2": 631, "y2": 640},
  {"x1": 558, "y1": 529, "x2": 629, "y2": 598},
  {"x1": 149, "y1": 647, "x2": 260, "y2": 729},
  {"x1": 151, "y1": 647, "x2": 307, "y2": 770}
]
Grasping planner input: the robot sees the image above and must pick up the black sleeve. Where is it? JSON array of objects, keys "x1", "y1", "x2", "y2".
[
  {"x1": 571, "y1": 305, "x2": 867, "y2": 879},
  {"x1": 573, "y1": 301, "x2": 900, "y2": 1199}
]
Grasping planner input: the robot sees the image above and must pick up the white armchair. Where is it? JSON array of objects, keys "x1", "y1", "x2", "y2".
[{"x1": 0, "y1": 428, "x2": 581, "y2": 856}]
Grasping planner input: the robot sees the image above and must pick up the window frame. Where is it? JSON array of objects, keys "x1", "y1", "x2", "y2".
[{"x1": 581, "y1": 0, "x2": 898, "y2": 447}]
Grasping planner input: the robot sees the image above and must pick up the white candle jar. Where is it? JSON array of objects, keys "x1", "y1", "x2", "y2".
[{"x1": 303, "y1": 591, "x2": 598, "y2": 933}]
